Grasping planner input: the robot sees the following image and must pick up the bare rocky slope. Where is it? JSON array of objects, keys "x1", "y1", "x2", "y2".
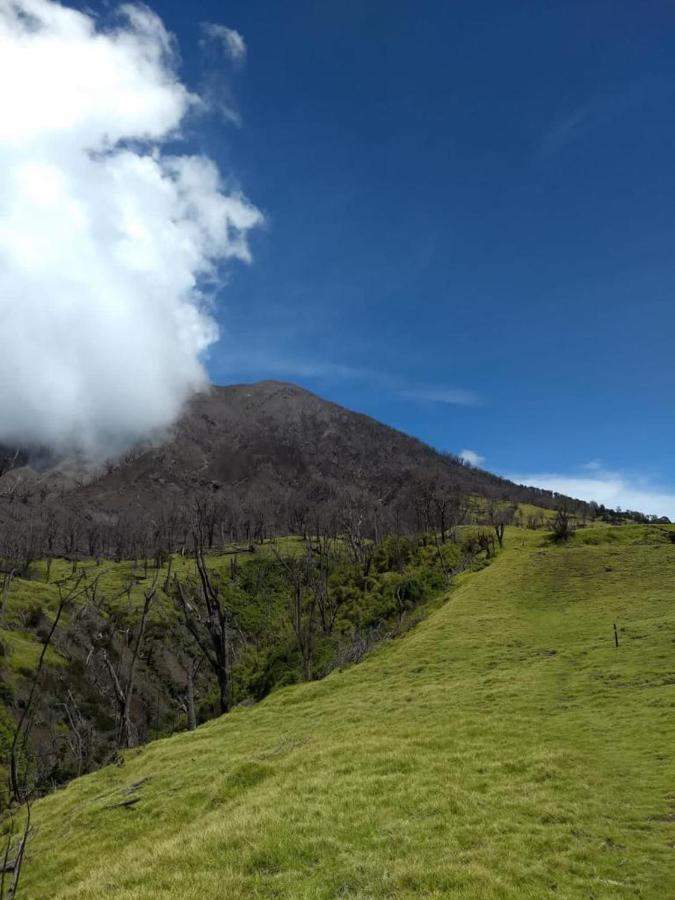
[{"x1": 0, "y1": 380, "x2": 579, "y2": 530}]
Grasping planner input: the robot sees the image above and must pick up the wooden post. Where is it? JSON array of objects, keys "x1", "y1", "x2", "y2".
[{"x1": 613, "y1": 623, "x2": 619, "y2": 648}]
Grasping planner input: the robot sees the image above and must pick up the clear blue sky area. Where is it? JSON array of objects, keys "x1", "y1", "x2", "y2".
[{"x1": 91, "y1": 1, "x2": 675, "y2": 514}]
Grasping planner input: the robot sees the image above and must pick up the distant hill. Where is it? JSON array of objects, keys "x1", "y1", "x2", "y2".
[{"x1": 0, "y1": 381, "x2": 587, "y2": 541}]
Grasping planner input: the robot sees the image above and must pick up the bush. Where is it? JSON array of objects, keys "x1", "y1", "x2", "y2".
[{"x1": 23, "y1": 602, "x2": 44, "y2": 629}]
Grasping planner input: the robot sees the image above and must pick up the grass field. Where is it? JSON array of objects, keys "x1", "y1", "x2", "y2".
[{"x1": 14, "y1": 525, "x2": 675, "y2": 898}]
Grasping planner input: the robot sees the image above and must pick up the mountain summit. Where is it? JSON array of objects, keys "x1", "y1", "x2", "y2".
[{"x1": 0, "y1": 381, "x2": 573, "y2": 529}]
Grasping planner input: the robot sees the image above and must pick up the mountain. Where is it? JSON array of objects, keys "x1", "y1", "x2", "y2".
[{"x1": 0, "y1": 381, "x2": 583, "y2": 539}]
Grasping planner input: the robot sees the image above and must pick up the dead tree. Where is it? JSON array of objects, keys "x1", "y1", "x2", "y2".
[
  {"x1": 180, "y1": 656, "x2": 203, "y2": 731},
  {"x1": 9, "y1": 574, "x2": 90, "y2": 803},
  {"x1": 162, "y1": 555, "x2": 173, "y2": 593},
  {"x1": 274, "y1": 548, "x2": 319, "y2": 682},
  {"x1": 0, "y1": 570, "x2": 15, "y2": 627},
  {"x1": 432, "y1": 484, "x2": 467, "y2": 543},
  {"x1": 486, "y1": 501, "x2": 516, "y2": 548},
  {"x1": 312, "y1": 534, "x2": 341, "y2": 635},
  {"x1": 101, "y1": 576, "x2": 158, "y2": 749},
  {"x1": 551, "y1": 505, "x2": 572, "y2": 542},
  {"x1": 60, "y1": 690, "x2": 90, "y2": 778},
  {"x1": 463, "y1": 528, "x2": 495, "y2": 559},
  {"x1": 174, "y1": 544, "x2": 236, "y2": 715},
  {"x1": 164, "y1": 612, "x2": 206, "y2": 732},
  {"x1": 340, "y1": 501, "x2": 375, "y2": 582},
  {"x1": 0, "y1": 799, "x2": 31, "y2": 900}
]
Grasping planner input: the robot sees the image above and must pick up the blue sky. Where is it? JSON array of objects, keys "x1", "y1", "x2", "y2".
[{"x1": 91, "y1": 1, "x2": 675, "y2": 515}]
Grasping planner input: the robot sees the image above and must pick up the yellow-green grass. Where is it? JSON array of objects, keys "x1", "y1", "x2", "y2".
[
  {"x1": 516, "y1": 501, "x2": 558, "y2": 521},
  {"x1": 16, "y1": 527, "x2": 675, "y2": 898},
  {"x1": 0, "y1": 631, "x2": 64, "y2": 679},
  {"x1": 1, "y1": 535, "x2": 309, "y2": 660},
  {"x1": 6, "y1": 535, "x2": 307, "y2": 600}
]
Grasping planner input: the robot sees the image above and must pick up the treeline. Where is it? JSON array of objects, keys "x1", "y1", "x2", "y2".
[
  {"x1": 589, "y1": 503, "x2": 670, "y2": 525},
  {"x1": 0, "y1": 471, "x2": 596, "y2": 577}
]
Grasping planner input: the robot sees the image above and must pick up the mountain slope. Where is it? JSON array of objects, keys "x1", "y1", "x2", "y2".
[
  {"x1": 20, "y1": 526, "x2": 675, "y2": 898},
  {"x1": 0, "y1": 381, "x2": 583, "y2": 530}
]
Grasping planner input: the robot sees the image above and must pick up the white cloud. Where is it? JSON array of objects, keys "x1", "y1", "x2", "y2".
[
  {"x1": 400, "y1": 387, "x2": 480, "y2": 406},
  {"x1": 0, "y1": 0, "x2": 262, "y2": 456},
  {"x1": 512, "y1": 467, "x2": 675, "y2": 520},
  {"x1": 459, "y1": 449, "x2": 485, "y2": 467},
  {"x1": 201, "y1": 23, "x2": 246, "y2": 64}
]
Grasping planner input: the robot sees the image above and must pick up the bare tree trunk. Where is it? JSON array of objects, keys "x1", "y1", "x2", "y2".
[
  {"x1": 185, "y1": 665, "x2": 197, "y2": 731},
  {"x1": 174, "y1": 543, "x2": 235, "y2": 718},
  {"x1": 122, "y1": 586, "x2": 155, "y2": 744},
  {"x1": 216, "y1": 666, "x2": 229, "y2": 716},
  {"x1": 1, "y1": 800, "x2": 31, "y2": 900},
  {"x1": 0, "y1": 570, "x2": 15, "y2": 627},
  {"x1": 9, "y1": 575, "x2": 89, "y2": 802},
  {"x1": 101, "y1": 649, "x2": 132, "y2": 749},
  {"x1": 163, "y1": 556, "x2": 173, "y2": 593},
  {"x1": 101, "y1": 579, "x2": 157, "y2": 750},
  {"x1": 60, "y1": 690, "x2": 87, "y2": 777}
]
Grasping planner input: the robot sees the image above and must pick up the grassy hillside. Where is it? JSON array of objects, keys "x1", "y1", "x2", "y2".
[
  {"x1": 15, "y1": 525, "x2": 675, "y2": 898},
  {"x1": 1, "y1": 532, "x2": 469, "y2": 792}
]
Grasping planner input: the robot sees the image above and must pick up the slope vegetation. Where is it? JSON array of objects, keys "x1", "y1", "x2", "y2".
[{"x1": 19, "y1": 526, "x2": 675, "y2": 898}]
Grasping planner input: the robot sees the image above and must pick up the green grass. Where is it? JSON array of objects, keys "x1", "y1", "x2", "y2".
[
  {"x1": 0, "y1": 630, "x2": 64, "y2": 678},
  {"x1": 15, "y1": 526, "x2": 675, "y2": 898},
  {"x1": 0, "y1": 536, "x2": 309, "y2": 665}
]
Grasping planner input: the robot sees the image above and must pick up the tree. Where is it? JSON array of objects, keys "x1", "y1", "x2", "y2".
[
  {"x1": 311, "y1": 534, "x2": 341, "y2": 635},
  {"x1": 432, "y1": 484, "x2": 468, "y2": 543},
  {"x1": 180, "y1": 656, "x2": 203, "y2": 732},
  {"x1": 486, "y1": 501, "x2": 516, "y2": 548},
  {"x1": 340, "y1": 498, "x2": 375, "y2": 582},
  {"x1": 174, "y1": 543, "x2": 237, "y2": 715},
  {"x1": 463, "y1": 528, "x2": 495, "y2": 559},
  {"x1": 166, "y1": 617, "x2": 205, "y2": 732},
  {"x1": 100, "y1": 576, "x2": 158, "y2": 749},
  {"x1": 274, "y1": 548, "x2": 320, "y2": 682},
  {"x1": 0, "y1": 569, "x2": 15, "y2": 627},
  {"x1": 9, "y1": 573, "x2": 92, "y2": 803},
  {"x1": 0, "y1": 797, "x2": 31, "y2": 899},
  {"x1": 551, "y1": 505, "x2": 572, "y2": 542}
]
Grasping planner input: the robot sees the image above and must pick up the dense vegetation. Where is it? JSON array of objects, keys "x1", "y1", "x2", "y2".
[{"x1": 4, "y1": 523, "x2": 672, "y2": 897}]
